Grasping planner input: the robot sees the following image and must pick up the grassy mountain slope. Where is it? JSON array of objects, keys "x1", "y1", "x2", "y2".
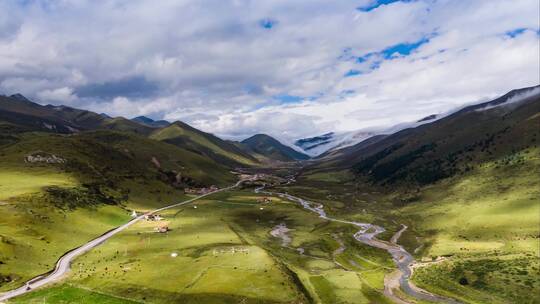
[
  {"x1": 42, "y1": 105, "x2": 109, "y2": 130},
  {"x1": 150, "y1": 122, "x2": 259, "y2": 167},
  {"x1": 0, "y1": 94, "x2": 259, "y2": 166},
  {"x1": 311, "y1": 86, "x2": 539, "y2": 187},
  {"x1": 401, "y1": 147, "x2": 540, "y2": 304},
  {"x1": 228, "y1": 140, "x2": 275, "y2": 163},
  {"x1": 1, "y1": 130, "x2": 235, "y2": 192},
  {"x1": 0, "y1": 95, "x2": 80, "y2": 133},
  {"x1": 0, "y1": 94, "x2": 153, "y2": 135},
  {"x1": 241, "y1": 134, "x2": 310, "y2": 162},
  {"x1": 99, "y1": 117, "x2": 154, "y2": 135}
]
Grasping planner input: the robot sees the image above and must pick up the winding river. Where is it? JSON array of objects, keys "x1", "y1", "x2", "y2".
[{"x1": 255, "y1": 185, "x2": 460, "y2": 304}]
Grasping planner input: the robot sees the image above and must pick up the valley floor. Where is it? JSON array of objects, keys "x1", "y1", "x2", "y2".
[
  {"x1": 1, "y1": 148, "x2": 539, "y2": 304},
  {"x1": 5, "y1": 189, "x2": 396, "y2": 303}
]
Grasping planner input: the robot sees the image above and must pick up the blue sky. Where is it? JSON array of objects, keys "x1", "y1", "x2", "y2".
[
  {"x1": 273, "y1": 94, "x2": 304, "y2": 104},
  {"x1": 357, "y1": 0, "x2": 410, "y2": 12},
  {"x1": 505, "y1": 28, "x2": 527, "y2": 38},
  {"x1": 259, "y1": 18, "x2": 278, "y2": 29},
  {"x1": 380, "y1": 36, "x2": 432, "y2": 58},
  {"x1": 0, "y1": 0, "x2": 538, "y2": 140}
]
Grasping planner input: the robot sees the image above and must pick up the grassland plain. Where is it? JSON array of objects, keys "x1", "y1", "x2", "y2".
[
  {"x1": 9, "y1": 285, "x2": 140, "y2": 304},
  {"x1": 5, "y1": 190, "x2": 396, "y2": 303}
]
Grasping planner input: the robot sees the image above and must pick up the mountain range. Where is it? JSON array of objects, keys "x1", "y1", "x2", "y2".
[
  {"x1": 294, "y1": 85, "x2": 540, "y2": 158},
  {"x1": 0, "y1": 87, "x2": 540, "y2": 177},
  {"x1": 0, "y1": 94, "x2": 309, "y2": 169},
  {"x1": 306, "y1": 85, "x2": 540, "y2": 186}
]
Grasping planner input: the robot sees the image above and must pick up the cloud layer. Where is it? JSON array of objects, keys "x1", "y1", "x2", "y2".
[{"x1": 0, "y1": 0, "x2": 538, "y2": 141}]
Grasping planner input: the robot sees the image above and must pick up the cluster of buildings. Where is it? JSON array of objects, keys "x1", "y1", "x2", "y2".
[
  {"x1": 256, "y1": 197, "x2": 272, "y2": 204},
  {"x1": 131, "y1": 212, "x2": 169, "y2": 233},
  {"x1": 144, "y1": 214, "x2": 163, "y2": 221}
]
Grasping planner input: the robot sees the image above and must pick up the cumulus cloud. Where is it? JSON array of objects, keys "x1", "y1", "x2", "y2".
[
  {"x1": 0, "y1": 0, "x2": 538, "y2": 141},
  {"x1": 37, "y1": 87, "x2": 77, "y2": 104}
]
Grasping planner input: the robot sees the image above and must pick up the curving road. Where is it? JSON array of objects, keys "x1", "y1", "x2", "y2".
[
  {"x1": 255, "y1": 185, "x2": 460, "y2": 304},
  {"x1": 0, "y1": 180, "x2": 244, "y2": 302}
]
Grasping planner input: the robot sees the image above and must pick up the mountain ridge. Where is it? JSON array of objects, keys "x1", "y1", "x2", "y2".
[
  {"x1": 307, "y1": 85, "x2": 540, "y2": 187},
  {"x1": 131, "y1": 116, "x2": 170, "y2": 128},
  {"x1": 241, "y1": 133, "x2": 310, "y2": 162}
]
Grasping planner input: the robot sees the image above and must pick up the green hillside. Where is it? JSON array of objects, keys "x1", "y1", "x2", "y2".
[
  {"x1": 241, "y1": 134, "x2": 309, "y2": 162},
  {"x1": 402, "y1": 147, "x2": 540, "y2": 304},
  {"x1": 150, "y1": 122, "x2": 259, "y2": 167},
  {"x1": 99, "y1": 117, "x2": 154, "y2": 136}
]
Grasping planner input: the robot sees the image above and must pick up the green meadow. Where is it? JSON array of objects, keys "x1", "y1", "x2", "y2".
[
  {"x1": 0, "y1": 166, "x2": 131, "y2": 292},
  {"x1": 0, "y1": 160, "x2": 185, "y2": 293},
  {"x1": 0, "y1": 169, "x2": 76, "y2": 201},
  {"x1": 9, "y1": 285, "x2": 139, "y2": 304},
  {"x1": 3, "y1": 189, "x2": 396, "y2": 303}
]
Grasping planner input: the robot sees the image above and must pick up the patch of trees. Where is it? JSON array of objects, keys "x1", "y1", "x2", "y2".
[
  {"x1": 158, "y1": 168, "x2": 201, "y2": 189},
  {"x1": 353, "y1": 143, "x2": 405, "y2": 174},
  {"x1": 43, "y1": 183, "x2": 128, "y2": 210},
  {"x1": 371, "y1": 143, "x2": 437, "y2": 181},
  {"x1": 354, "y1": 142, "x2": 452, "y2": 186}
]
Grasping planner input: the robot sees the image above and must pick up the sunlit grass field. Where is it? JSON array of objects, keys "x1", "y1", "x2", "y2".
[
  {"x1": 4, "y1": 189, "x2": 395, "y2": 303},
  {"x1": 401, "y1": 149, "x2": 540, "y2": 304},
  {"x1": 0, "y1": 168, "x2": 76, "y2": 201},
  {"x1": 10, "y1": 285, "x2": 138, "y2": 304},
  {"x1": 0, "y1": 167, "x2": 131, "y2": 292},
  {"x1": 0, "y1": 164, "x2": 184, "y2": 293},
  {"x1": 62, "y1": 191, "x2": 394, "y2": 303}
]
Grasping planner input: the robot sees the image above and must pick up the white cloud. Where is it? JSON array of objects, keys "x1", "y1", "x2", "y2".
[
  {"x1": 0, "y1": 0, "x2": 537, "y2": 141},
  {"x1": 37, "y1": 87, "x2": 77, "y2": 103}
]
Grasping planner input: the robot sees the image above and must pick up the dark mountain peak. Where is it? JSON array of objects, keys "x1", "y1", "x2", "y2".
[
  {"x1": 9, "y1": 93, "x2": 31, "y2": 102},
  {"x1": 133, "y1": 116, "x2": 154, "y2": 123},
  {"x1": 417, "y1": 114, "x2": 437, "y2": 122},
  {"x1": 132, "y1": 116, "x2": 170, "y2": 128},
  {"x1": 242, "y1": 133, "x2": 276, "y2": 142}
]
